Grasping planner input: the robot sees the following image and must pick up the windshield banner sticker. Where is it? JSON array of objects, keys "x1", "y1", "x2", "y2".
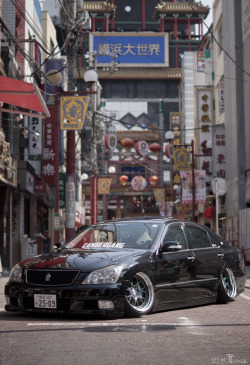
[{"x1": 82, "y1": 242, "x2": 125, "y2": 249}]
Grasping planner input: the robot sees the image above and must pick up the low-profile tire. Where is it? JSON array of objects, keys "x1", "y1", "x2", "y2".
[
  {"x1": 217, "y1": 267, "x2": 237, "y2": 303},
  {"x1": 124, "y1": 272, "x2": 154, "y2": 317}
]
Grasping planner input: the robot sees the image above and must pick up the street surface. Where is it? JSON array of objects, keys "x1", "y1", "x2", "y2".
[{"x1": 0, "y1": 272, "x2": 249, "y2": 365}]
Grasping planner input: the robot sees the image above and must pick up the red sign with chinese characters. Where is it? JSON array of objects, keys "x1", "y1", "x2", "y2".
[{"x1": 42, "y1": 105, "x2": 59, "y2": 186}]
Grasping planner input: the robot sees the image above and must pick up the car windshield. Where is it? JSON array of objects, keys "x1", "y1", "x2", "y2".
[{"x1": 65, "y1": 222, "x2": 160, "y2": 250}]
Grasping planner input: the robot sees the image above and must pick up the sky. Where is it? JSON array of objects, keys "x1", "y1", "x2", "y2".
[{"x1": 201, "y1": 0, "x2": 214, "y2": 27}]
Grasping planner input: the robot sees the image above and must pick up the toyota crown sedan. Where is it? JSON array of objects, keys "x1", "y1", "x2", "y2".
[{"x1": 5, "y1": 217, "x2": 247, "y2": 317}]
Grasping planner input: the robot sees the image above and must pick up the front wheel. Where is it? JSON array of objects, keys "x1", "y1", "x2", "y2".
[
  {"x1": 124, "y1": 272, "x2": 154, "y2": 317},
  {"x1": 217, "y1": 267, "x2": 237, "y2": 303}
]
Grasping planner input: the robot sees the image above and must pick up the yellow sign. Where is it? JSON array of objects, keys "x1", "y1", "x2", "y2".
[
  {"x1": 98, "y1": 178, "x2": 112, "y2": 194},
  {"x1": 60, "y1": 96, "x2": 90, "y2": 130},
  {"x1": 154, "y1": 189, "x2": 165, "y2": 202},
  {"x1": 174, "y1": 148, "x2": 191, "y2": 171}
]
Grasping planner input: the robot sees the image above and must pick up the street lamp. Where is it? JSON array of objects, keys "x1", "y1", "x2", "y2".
[{"x1": 84, "y1": 69, "x2": 98, "y2": 92}]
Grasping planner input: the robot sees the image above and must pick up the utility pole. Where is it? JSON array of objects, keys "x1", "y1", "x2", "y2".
[{"x1": 65, "y1": 0, "x2": 77, "y2": 241}]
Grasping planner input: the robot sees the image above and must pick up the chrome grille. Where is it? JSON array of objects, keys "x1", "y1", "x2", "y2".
[{"x1": 26, "y1": 269, "x2": 80, "y2": 286}]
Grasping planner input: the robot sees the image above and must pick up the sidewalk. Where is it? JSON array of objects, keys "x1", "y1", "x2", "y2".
[{"x1": 0, "y1": 265, "x2": 250, "y2": 310}]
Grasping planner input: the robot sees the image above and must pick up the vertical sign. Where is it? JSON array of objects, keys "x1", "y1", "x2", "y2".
[
  {"x1": 59, "y1": 172, "x2": 66, "y2": 208},
  {"x1": 197, "y1": 51, "x2": 205, "y2": 72},
  {"x1": 170, "y1": 112, "x2": 181, "y2": 146},
  {"x1": 219, "y1": 80, "x2": 225, "y2": 114},
  {"x1": 42, "y1": 106, "x2": 58, "y2": 186},
  {"x1": 28, "y1": 116, "x2": 43, "y2": 160},
  {"x1": 66, "y1": 181, "x2": 75, "y2": 229},
  {"x1": 197, "y1": 88, "x2": 213, "y2": 181},
  {"x1": 213, "y1": 124, "x2": 226, "y2": 179}
]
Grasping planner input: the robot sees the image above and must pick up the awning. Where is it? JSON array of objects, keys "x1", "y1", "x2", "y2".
[{"x1": 0, "y1": 76, "x2": 50, "y2": 118}]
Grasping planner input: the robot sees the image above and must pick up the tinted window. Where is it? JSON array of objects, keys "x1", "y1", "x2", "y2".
[
  {"x1": 185, "y1": 225, "x2": 212, "y2": 249},
  {"x1": 163, "y1": 225, "x2": 188, "y2": 250},
  {"x1": 65, "y1": 222, "x2": 160, "y2": 250}
]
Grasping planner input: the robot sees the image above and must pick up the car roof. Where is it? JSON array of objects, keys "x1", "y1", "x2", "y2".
[{"x1": 96, "y1": 217, "x2": 182, "y2": 224}]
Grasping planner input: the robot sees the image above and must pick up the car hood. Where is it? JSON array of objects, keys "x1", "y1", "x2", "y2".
[{"x1": 20, "y1": 249, "x2": 146, "y2": 272}]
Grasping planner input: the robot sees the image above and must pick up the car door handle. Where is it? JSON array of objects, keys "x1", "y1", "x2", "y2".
[
  {"x1": 217, "y1": 253, "x2": 224, "y2": 258},
  {"x1": 188, "y1": 256, "x2": 195, "y2": 261}
]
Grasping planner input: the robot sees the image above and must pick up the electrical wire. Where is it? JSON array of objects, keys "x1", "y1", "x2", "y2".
[{"x1": 187, "y1": 0, "x2": 250, "y2": 79}]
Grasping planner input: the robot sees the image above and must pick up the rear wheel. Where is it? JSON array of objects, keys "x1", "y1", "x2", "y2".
[
  {"x1": 217, "y1": 267, "x2": 237, "y2": 303},
  {"x1": 124, "y1": 272, "x2": 154, "y2": 317}
]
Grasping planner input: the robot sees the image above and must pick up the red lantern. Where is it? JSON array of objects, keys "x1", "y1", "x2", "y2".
[
  {"x1": 149, "y1": 176, "x2": 158, "y2": 186},
  {"x1": 164, "y1": 143, "x2": 174, "y2": 159},
  {"x1": 120, "y1": 138, "x2": 134, "y2": 152},
  {"x1": 119, "y1": 175, "x2": 129, "y2": 186},
  {"x1": 149, "y1": 143, "x2": 162, "y2": 156},
  {"x1": 135, "y1": 141, "x2": 149, "y2": 157}
]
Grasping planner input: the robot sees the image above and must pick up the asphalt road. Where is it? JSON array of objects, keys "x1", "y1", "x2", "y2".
[{"x1": 0, "y1": 269, "x2": 250, "y2": 365}]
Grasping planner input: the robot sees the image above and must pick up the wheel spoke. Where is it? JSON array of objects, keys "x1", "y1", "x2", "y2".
[{"x1": 125, "y1": 272, "x2": 154, "y2": 314}]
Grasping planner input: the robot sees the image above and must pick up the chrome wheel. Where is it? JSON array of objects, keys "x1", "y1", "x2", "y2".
[
  {"x1": 125, "y1": 272, "x2": 154, "y2": 315},
  {"x1": 221, "y1": 268, "x2": 237, "y2": 298},
  {"x1": 217, "y1": 267, "x2": 237, "y2": 303}
]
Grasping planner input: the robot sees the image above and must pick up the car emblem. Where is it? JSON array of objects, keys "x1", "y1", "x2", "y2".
[{"x1": 45, "y1": 273, "x2": 51, "y2": 282}]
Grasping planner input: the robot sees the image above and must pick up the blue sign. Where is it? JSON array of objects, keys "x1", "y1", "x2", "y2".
[{"x1": 90, "y1": 33, "x2": 169, "y2": 67}]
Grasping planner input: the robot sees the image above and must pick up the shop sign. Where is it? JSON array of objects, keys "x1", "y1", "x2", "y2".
[
  {"x1": 197, "y1": 88, "x2": 213, "y2": 181},
  {"x1": 28, "y1": 115, "x2": 43, "y2": 160},
  {"x1": 60, "y1": 96, "x2": 90, "y2": 130},
  {"x1": 90, "y1": 32, "x2": 169, "y2": 67},
  {"x1": 59, "y1": 172, "x2": 66, "y2": 208}
]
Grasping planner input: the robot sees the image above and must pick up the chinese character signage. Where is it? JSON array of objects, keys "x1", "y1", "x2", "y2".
[
  {"x1": 59, "y1": 172, "x2": 66, "y2": 208},
  {"x1": 90, "y1": 33, "x2": 169, "y2": 67},
  {"x1": 42, "y1": 106, "x2": 59, "y2": 186},
  {"x1": 170, "y1": 112, "x2": 181, "y2": 146},
  {"x1": 219, "y1": 80, "x2": 225, "y2": 114},
  {"x1": 28, "y1": 116, "x2": 43, "y2": 160},
  {"x1": 60, "y1": 96, "x2": 90, "y2": 130},
  {"x1": 213, "y1": 124, "x2": 226, "y2": 179},
  {"x1": 197, "y1": 51, "x2": 205, "y2": 72},
  {"x1": 197, "y1": 88, "x2": 213, "y2": 181}
]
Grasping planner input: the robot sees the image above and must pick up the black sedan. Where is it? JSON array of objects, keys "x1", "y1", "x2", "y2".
[{"x1": 5, "y1": 217, "x2": 247, "y2": 317}]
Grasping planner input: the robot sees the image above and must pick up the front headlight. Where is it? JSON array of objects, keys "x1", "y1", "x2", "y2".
[
  {"x1": 9, "y1": 264, "x2": 23, "y2": 283},
  {"x1": 82, "y1": 265, "x2": 123, "y2": 284}
]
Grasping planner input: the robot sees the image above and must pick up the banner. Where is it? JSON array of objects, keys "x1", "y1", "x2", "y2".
[
  {"x1": 180, "y1": 170, "x2": 206, "y2": 204},
  {"x1": 174, "y1": 148, "x2": 190, "y2": 171},
  {"x1": 154, "y1": 188, "x2": 165, "y2": 202},
  {"x1": 98, "y1": 178, "x2": 112, "y2": 194},
  {"x1": 60, "y1": 96, "x2": 90, "y2": 130}
]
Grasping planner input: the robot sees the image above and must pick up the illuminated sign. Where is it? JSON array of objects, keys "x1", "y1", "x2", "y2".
[{"x1": 90, "y1": 32, "x2": 169, "y2": 67}]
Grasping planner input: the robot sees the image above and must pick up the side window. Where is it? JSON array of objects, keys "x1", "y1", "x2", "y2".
[
  {"x1": 163, "y1": 225, "x2": 188, "y2": 250},
  {"x1": 185, "y1": 226, "x2": 212, "y2": 249}
]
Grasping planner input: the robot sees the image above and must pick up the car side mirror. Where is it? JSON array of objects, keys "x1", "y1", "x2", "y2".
[{"x1": 161, "y1": 241, "x2": 182, "y2": 252}]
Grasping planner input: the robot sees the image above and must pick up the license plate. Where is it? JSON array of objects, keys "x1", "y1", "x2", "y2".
[{"x1": 34, "y1": 294, "x2": 57, "y2": 309}]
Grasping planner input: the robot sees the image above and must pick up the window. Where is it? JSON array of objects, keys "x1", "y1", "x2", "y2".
[
  {"x1": 163, "y1": 225, "x2": 188, "y2": 250},
  {"x1": 185, "y1": 225, "x2": 212, "y2": 249}
]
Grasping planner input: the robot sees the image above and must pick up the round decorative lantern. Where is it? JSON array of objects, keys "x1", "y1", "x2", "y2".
[
  {"x1": 164, "y1": 143, "x2": 174, "y2": 159},
  {"x1": 119, "y1": 175, "x2": 129, "y2": 186},
  {"x1": 149, "y1": 176, "x2": 159, "y2": 186},
  {"x1": 149, "y1": 143, "x2": 162, "y2": 156},
  {"x1": 135, "y1": 141, "x2": 149, "y2": 157},
  {"x1": 131, "y1": 175, "x2": 147, "y2": 191},
  {"x1": 105, "y1": 133, "x2": 117, "y2": 151},
  {"x1": 120, "y1": 138, "x2": 134, "y2": 152}
]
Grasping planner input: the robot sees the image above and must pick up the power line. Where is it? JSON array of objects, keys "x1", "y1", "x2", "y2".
[{"x1": 187, "y1": 0, "x2": 250, "y2": 79}]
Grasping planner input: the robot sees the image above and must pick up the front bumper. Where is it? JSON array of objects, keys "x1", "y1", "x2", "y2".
[{"x1": 4, "y1": 282, "x2": 125, "y2": 317}]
